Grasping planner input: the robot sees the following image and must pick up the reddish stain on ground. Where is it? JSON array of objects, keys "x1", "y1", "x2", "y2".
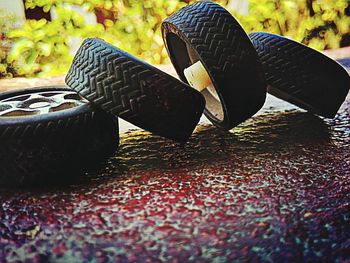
[{"x1": 0, "y1": 95, "x2": 350, "y2": 262}]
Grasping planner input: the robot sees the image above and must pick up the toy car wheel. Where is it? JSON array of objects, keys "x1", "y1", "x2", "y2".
[
  {"x1": 250, "y1": 32, "x2": 350, "y2": 118},
  {"x1": 0, "y1": 86, "x2": 119, "y2": 187},
  {"x1": 162, "y1": 1, "x2": 267, "y2": 130},
  {"x1": 65, "y1": 38, "x2": 205, "y2": 143}
]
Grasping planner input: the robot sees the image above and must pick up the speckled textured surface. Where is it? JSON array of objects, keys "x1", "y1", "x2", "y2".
[{"x1": 0, "y1": 90, "x2": 349, "y2": 262}]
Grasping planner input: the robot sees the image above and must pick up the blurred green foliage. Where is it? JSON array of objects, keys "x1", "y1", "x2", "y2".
[
  {"x1": 1, "y1": 0, "x2": 350, "y2": 78},
  {"x1": 238, "y1": 0, "x2": 350, "y2": 50},
  {"x1": 0, "y1": 10, "x2": 17, "y2": 78}
]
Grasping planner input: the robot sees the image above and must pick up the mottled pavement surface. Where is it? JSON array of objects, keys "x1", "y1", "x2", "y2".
[{"x1": 0, "y1": 58, "x2": 350, "y2": 262}]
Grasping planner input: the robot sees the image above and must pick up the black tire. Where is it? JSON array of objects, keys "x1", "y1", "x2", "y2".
[
  {"x1": 65, "y1": 38, "x2": 205, "y2": 143},
  {"x1": 250, "y1": 32, "x2": 350, "y2": 118},
  {"x1": 162, "y1": 1, "x2": 267, "y2": 130},
  {"x1": 0, "y1": 86, "x2": 119, "y2": 187}
]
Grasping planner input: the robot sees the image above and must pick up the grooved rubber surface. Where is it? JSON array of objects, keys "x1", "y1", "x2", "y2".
[
  {"x1": 162, "y1": 1, "x2": 266, "y2": 130},
  {"x1": 66, "y1": 38, "x2": 205, "y2": 143},
  {"x1": 0, "y1": 87, "x2": 119, "y2": 186},
  {"x1": 0, "y1": 92, "x2": 350, "y2": 261},
  {"x1": 250, "y1": 32, "x2": 350, "y2": 118}
]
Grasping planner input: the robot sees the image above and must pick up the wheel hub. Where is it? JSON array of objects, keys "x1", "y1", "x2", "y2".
[{"x1": 0, "y1": 90, "x2": 88, "y2": 117}]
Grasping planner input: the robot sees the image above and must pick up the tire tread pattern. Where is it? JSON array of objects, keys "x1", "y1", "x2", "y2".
[
  {"x1": 162, "y1": 1, "x2": 266, "y2": 130},
  {"x1": 250, "y1": 32, "x2": 350, "y2": 118},
  {"x1": 0, "y1": 88, "x2": 119, "y2": 186},
  {"x1": 66, "y1": 38, "x2": 205, "y2": 143}
]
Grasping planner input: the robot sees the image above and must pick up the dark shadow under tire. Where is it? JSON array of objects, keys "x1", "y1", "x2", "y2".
[{"x1": 0, "y1": 86, "x2": 119, "y2": 187}]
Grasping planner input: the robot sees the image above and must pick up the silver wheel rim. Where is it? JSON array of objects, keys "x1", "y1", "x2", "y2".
[{"x1": 0, "y1": 90, "x2": 88, "y2": 117}]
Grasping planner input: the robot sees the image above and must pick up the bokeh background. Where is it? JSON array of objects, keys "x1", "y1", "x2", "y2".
[{"x1": 0, "y1": 0, "x2": 349, "y2": 78}]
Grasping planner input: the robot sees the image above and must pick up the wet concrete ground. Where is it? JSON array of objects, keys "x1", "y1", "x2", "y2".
[{"x1": 0, "y1": 60, "x2": 350, "y2": 262}]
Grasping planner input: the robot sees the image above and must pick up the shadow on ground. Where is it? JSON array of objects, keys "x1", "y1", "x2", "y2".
[
  {"x1": 104, "y1": 110, "x2": 333, "y2": 176},
  {"x1": 1, "y1": 105, "x2": 349, "y2": 262}
]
